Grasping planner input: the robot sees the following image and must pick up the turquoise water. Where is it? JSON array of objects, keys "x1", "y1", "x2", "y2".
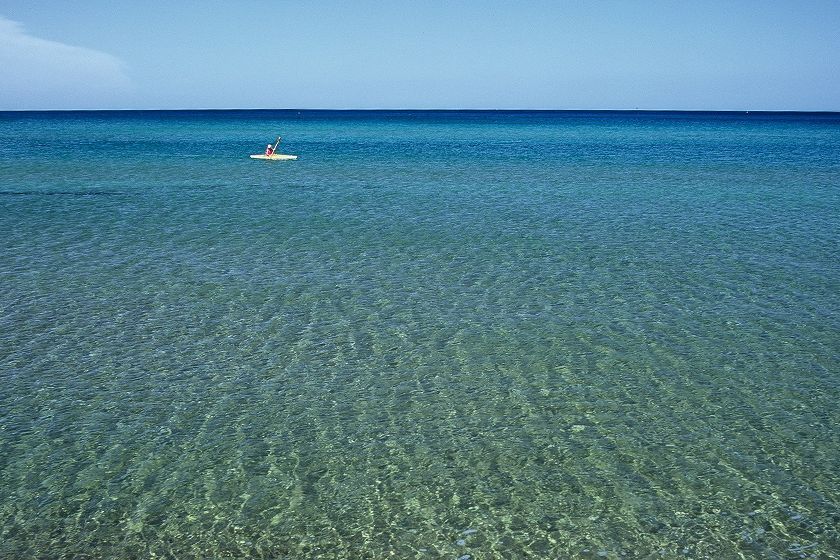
[{"x1": 1, "y1": 110, "x2": 838, "y2": 559}]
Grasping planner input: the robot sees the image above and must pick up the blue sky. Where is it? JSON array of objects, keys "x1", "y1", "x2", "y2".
[{"x1": 1, "y1": 1, "x2": 838, "y2": 110}]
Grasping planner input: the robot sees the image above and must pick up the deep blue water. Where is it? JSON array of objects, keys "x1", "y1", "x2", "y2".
[{"x1": 1, "y1": 110, "x2": 839, "y2": 559}]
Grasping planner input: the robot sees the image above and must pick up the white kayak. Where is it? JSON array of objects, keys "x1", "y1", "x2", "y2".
[{"x1": 250, "y1": 154, "x2": 298, "y2": 160}]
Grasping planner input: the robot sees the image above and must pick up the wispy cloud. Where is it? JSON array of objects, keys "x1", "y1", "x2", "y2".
[{"x1": 0, "y1": 16, "x2": 131, "y2": 110}]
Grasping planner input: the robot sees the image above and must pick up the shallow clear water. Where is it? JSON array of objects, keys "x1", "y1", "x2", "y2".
[{"x1": 1, "y1": 110, "x2": 838, "y2": 559}]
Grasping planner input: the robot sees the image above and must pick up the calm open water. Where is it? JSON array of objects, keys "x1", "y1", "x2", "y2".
[{"x1": 1, "y1": 110, "x2": 838, "y2": 559}]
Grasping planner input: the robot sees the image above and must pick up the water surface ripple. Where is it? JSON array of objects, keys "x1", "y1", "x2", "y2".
[{"x1": 1, "y1": 110, "x2": 839, "y2": 558}]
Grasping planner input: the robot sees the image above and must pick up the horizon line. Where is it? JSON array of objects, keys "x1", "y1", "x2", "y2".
[{"x1": 2, "y1": 107, "x2": 839, "y2": 114}]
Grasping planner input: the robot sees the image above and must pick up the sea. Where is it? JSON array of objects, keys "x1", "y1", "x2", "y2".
[{"x1": 0, "y1": 110, "x2": 838, "y2": 559}]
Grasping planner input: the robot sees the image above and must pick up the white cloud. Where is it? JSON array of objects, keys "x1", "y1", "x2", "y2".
[{"x1": 0, "y1": 16, "x2": 131, "y2": 109}]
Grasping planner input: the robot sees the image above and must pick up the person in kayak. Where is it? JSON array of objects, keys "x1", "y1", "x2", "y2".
[{"x1": 265, "y1": 143, "x2": 275, "y2": 157}]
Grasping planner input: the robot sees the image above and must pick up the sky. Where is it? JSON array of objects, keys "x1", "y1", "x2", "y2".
[{"x1": 1, "y1": 0, "x2": 838, "y2": 111}]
